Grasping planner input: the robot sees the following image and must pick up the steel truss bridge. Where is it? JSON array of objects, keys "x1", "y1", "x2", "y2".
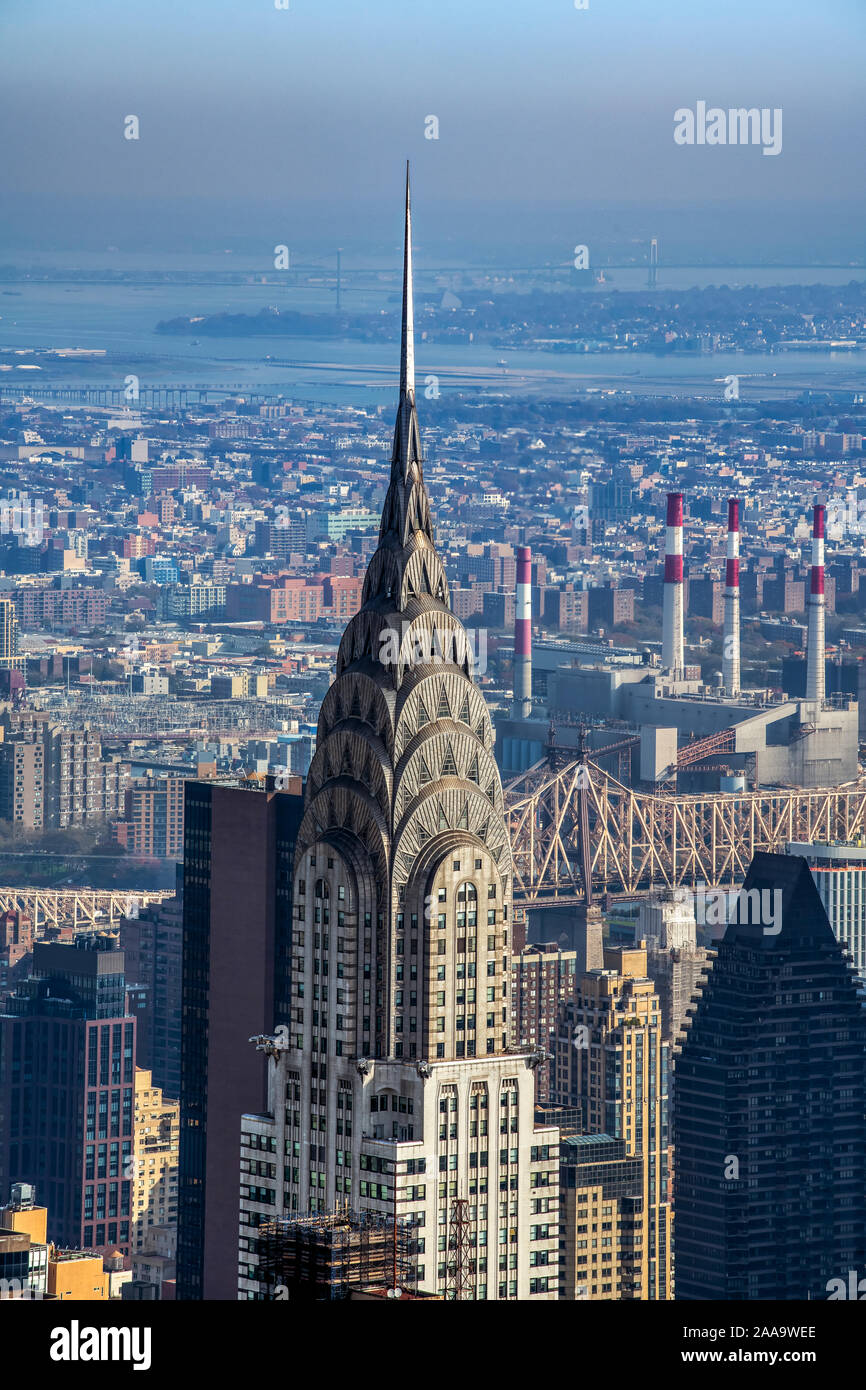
[
  {"x1": 505, "y1": 755, "x2": 866, "y2": 906},
  {"x1": 6, "y1": 762, "x2": 866, "y2": 921},
  {"x1": 0, "y1": 888, "x2": 173, "y2": 930}
]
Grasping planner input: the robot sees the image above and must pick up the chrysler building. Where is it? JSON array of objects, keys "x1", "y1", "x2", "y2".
[{"x1": 240, "y1": 170, "x2": 559, "y2": 1300}]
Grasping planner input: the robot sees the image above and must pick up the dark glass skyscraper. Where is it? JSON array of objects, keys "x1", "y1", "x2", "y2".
[
  {"x1": 176, "y1": 779, "x2": 304, "y2": 1300},
  {"x1": 674, "y1": 851, "x2": 866, "y2": 1300},
  {"x1": 120, "y1": 862, "x2": 183, "y2": 1102}
]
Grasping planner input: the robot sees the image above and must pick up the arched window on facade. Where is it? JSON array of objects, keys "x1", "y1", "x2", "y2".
[{"x1": 456, "y1": 881, "x2": 477, "y2": 930}]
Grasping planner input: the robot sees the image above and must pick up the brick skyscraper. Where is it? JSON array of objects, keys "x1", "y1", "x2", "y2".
[{"x1": 0, "y1": 937, "x2": 136, "y2": 1256}]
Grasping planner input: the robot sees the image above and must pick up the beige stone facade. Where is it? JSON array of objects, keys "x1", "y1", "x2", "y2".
[{"x1": 239, "y1": 173, "x2": 559, "y2": 1301}]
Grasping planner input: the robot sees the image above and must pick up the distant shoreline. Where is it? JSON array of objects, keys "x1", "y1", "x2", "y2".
[{"x1": 2, "y1": 353, "x2": 864, "y2": 404}]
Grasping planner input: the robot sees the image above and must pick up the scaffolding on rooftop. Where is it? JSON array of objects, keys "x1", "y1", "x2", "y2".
[{"x1": 257, "y1": 1207, "x2": 417, "y2": 1302}]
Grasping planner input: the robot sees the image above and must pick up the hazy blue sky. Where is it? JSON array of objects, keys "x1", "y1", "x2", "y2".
[{"x1": 2, "y1": 0, "x2": 864, "y2": 259}]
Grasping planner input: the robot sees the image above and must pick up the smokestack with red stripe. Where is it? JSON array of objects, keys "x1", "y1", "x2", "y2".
[
  {"x1": 806, "y1": 504, "x2": 826, "y2": 703},
  {"x1": 662, "y1": 493, "x2": 684, "y2": 678},
  {"x1": 512, "y1": 546, "x2": 532, "y2": 718},
  {"x1": 723, "y1": 498, "x2": 741, "y2": 696}
]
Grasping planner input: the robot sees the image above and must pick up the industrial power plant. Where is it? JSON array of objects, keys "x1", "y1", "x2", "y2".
[{"x1": 498, "y1": 494, "x2": 859, "y2": 794}]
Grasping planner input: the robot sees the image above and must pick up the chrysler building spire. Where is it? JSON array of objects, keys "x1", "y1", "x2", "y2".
[
  {"x1": 388, "y1": 163, "x2": 425, "y2": 496},
  {"x1": 400, "y1": 161, "x2": 415, "y2": 401},
  {"x1": 358, "y1": 166, "x2": 440, "y2": 618}
]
